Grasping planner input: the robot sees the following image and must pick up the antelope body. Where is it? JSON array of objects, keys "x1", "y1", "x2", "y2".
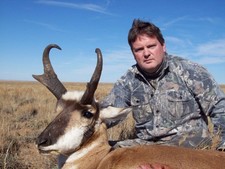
[{"x1": 34, "y1": 44, "x2": 225, "y2": 169}]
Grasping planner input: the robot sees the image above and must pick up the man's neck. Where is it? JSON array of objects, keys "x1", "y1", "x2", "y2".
[{"x1": 138, "y1": 54, "x2": 168, "y2": 80}]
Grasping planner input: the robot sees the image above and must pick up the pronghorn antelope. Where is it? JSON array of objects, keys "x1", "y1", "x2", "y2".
[{"x1": 34, "y1": 44, "x2": 225, "y2": 169}]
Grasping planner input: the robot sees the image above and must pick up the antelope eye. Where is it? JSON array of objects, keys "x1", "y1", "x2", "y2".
[{"x1": 82, "y1": 110, "x2": 93, "y2": 119}]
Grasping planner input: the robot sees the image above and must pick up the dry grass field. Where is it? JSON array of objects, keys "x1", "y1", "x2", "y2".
[
  {"x1": 0, "y1": 81, "x2": 224, "y2": 169},
  {"x1": 0, "y1": 81, "x2": 135, "y2": 169}
]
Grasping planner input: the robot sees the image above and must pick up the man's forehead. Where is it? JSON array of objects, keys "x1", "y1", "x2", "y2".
[{"x1": 132, "y1": 35, "x2": 157, "y2": 46}]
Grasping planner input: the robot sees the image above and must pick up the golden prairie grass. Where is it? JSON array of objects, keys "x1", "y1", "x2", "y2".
[
  {"x1": 0, "y1": 81, "x2": 58, "y2": 169},
  {"x1": 0, "y1": 81, "x2": 135, "y2": 169},
  {"x1": 0, "y1": 81, "x2": 224, "y2": 168},
  {"x1": 220, "y1": 84, "x2": 225, "y2": 93}
]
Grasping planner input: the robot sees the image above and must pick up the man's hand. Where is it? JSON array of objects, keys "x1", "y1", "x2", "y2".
[{"x1": 137, "y1": 163, "x2": 171, "y2": 169}]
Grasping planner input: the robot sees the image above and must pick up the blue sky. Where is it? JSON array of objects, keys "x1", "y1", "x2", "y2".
[{"x1": 1, "y1": 0, "x2": 225, "y2": 84}]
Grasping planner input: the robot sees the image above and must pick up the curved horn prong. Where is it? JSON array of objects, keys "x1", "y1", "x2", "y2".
[
  {"x1": 80, "y1": 48, "x2": 103, "y2": 104},
  {"x1": 32, "y1": 44, "x2": 67, "y2": 100}
]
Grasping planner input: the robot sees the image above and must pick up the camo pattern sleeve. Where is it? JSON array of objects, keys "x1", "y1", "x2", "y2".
[{"x1": 177, "y1": 57, "x2": 225, "y2": 149}]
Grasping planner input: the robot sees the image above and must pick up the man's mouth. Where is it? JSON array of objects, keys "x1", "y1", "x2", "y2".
[{"x1": 144, "y1": 59, "x2": 153, "y2": 64}]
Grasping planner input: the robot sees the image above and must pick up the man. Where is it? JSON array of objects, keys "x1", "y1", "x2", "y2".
[{"x1": 101, "y1": 19, "x2": 225, "y2": 150}]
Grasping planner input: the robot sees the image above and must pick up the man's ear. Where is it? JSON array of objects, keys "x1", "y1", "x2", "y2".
[
  {"x1": 163, "y1": 43, "x2": 166, "y2": 52},
  {"x1": 100, "y1": 106, "x2": 132, "y2": 122}
]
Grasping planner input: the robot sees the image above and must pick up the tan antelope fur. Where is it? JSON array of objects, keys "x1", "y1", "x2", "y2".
[{"x1": 34, "y1": 44, "x2": 225, "y2": 169}]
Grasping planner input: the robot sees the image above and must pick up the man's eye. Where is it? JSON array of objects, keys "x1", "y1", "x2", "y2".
[
  {"x1": 82, "y1": 110, "x2": 93, "y2": 119},
  {"x1": 147, "y1": 45, "x2": 156, "y2": 49},
  {"x1": 134, "y1": 48, "x2": 142, "y2": 53}
]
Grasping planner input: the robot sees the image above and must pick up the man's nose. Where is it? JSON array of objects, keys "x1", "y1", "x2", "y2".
[{"x1": 143, "y1": 48, "x2": 150, "y2": 58}]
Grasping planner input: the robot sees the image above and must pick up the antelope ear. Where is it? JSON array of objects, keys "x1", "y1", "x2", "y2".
[{"x1": 100, "y1": 106, "x2": 132, "y2": 126}]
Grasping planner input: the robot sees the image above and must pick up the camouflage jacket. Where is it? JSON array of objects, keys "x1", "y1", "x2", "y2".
[{"x1": 101, "y1": 53, "x2": 225, "y2": 149}]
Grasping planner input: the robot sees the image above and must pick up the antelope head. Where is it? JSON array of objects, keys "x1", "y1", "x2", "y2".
[{"x1": 33, "y1": 44, "x2": 130, "y2": 156}]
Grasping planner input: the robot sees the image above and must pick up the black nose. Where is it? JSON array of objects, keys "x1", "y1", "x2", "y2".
[{"x1": 36, "y1": 137, "x2": 50, "y2": 146}]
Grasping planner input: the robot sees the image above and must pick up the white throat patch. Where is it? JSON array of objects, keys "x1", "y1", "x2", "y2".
[
  {"x1": 67, "y1": 141, "x2": 99, "y2": 163},
  {"x1": 41, "y1": 126, "x2": 86, "y2": 154}
]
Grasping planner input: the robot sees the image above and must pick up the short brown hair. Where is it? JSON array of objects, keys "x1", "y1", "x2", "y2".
[{"x1": 128, "y1": 19, "x2": 165, "y2": 48}]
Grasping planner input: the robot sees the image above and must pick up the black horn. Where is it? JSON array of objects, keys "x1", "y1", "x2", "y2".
[
  {"x1": 80, "y1": 48, "x2": 103, "y2": 104},
  {"x1": 32, "y1": 44, "x2": 67, "y2": 100}
]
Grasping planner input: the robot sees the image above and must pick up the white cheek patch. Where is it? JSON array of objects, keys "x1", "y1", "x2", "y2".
[{"x1": 41, "y1": 126, "x2": 87, "y2": 153}]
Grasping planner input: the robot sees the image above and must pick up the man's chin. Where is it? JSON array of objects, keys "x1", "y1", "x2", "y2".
[{"x1": 142, "y1": 67, "x2": 157, "y2": 74}]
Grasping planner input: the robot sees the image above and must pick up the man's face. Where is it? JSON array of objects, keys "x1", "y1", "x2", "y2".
[{"x1": 131, "y1": 34, "x2": 166, "y2": 73}]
